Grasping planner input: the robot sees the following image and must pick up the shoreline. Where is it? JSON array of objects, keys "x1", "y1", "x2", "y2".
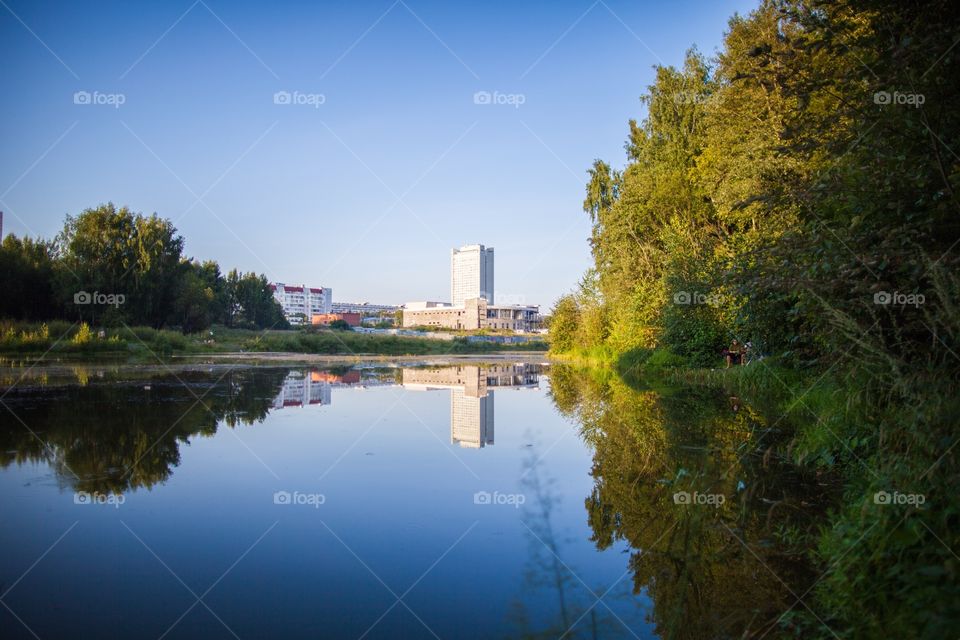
[
  {"x1": 170, "y1": 350, "x2": 551, "y2": 366},
  {"x1": 0, "y1": 351, "x2": 553, "y2": 389}
]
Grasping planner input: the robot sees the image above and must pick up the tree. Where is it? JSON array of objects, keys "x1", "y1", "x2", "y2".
[
  {"x1": 57, "y1": 203, "x2": 184, "y2": 328},
  {"x1": 224, "y1": 269, "x2": 288, "y2": 329},
  {"x1": 547, "y1": 295, "x2": 580, "y2": 353},
  {"x1": 0, "y1": 235, "x2": 61, "y2": 320}
]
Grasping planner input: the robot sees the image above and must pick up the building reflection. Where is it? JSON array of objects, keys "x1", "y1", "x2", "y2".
[
  {"x1": 271, "y1": 368, "x2": 391, "y2": 409},
  {"x1": 401, "y1": 364, "x2": 541, "y2": 448}
]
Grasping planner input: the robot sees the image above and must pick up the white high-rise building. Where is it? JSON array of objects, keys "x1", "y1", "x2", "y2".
[
  {"x1": 269, "y1": 283, "x2": 332, "y2": 325},
  {"x1": 451, "y1": 244, "x2": 494, "y2": 306}
]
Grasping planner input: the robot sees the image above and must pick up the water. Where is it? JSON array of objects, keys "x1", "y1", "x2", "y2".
[{"x1": 0, "y1": 363, "x2": 827, "y2": 639}]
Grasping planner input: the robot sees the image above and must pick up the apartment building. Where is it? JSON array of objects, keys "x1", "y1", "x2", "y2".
[{"x1": 269, "y1": 283, "x2": 332, "y2": 325}]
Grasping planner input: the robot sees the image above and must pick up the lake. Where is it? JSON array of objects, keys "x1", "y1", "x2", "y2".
[{"x1": 0, "y1": 362, "x2": 829, "y2": 639}]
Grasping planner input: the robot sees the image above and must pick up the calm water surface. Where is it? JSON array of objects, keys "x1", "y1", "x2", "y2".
[{"x1": 0, "y1": 363, "x2": 827, "y2": 639}]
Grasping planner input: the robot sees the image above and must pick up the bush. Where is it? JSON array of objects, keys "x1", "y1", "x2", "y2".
[
  {"x1": 644, "y1": 349, "x2": 687, "y2": 369},
  {"x1": 328, "y1": 319, "x2": 353, "y2": 331},
  {"x1": 71, "y1": 323, "x2": 93, "y2": 345}
]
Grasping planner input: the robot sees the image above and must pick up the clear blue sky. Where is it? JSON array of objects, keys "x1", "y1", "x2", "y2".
[{"x1": 1, "y1": 0, "x2": 755, "y2": 306}]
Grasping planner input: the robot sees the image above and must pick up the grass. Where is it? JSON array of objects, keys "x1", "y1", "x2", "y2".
[
  {"x1": 560, "y1": 344, "x2": 960, "y2": 636},
  {"x1": 0, "y1": 320, "x2": 547, "y2": 360}
]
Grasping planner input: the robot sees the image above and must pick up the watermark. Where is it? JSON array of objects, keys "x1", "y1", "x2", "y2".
[
  {"x1": 74, "y1": 491, "x2": 125, "y2": 508},
  {"x1": 873, "y1": 90, "x2": 924, "y2": 108},
  {"x1": 673, "y1": 490, "x2": 725, "y2": 506},
  {"x1": 273, "y1": 490, "x2": 325, "y2": 508},
  {"x1": 673, "y1": 291, "x2": 722, "y2": 307},
  {"x1": 673, "y1": 91, "x2": 713, "y2": 106},
  {"x1": 494, "y1": 292, "x2": 527, "y2": 306},
  {"x1": 874, "y1": 291, "x2": 924, "y2": 308},
  {"x1": 73, "y1": 90, "x2": 126, "y2": 108},
  {"x1": 473, "y1": 490, "x2": 525, "y2": 508},
  {"x1": 873, "y1": 490, "x2": 925, "y2": 506},
  {"x1": 273, "y1": 90, "x2": 326, "y2": 108},
  {"x1": 473, "y1": 90, "x2": 525, "y2": 108},
  {"x1": 74, "y1": 291, "x2": 125, "y2": 308}
]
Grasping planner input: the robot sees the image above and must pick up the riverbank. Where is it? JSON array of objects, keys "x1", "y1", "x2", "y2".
[
  {"x1": 0, "y1": 320, "x2": 547, "y2": 361},
  {"x1": 0, "y1": 353, "x2": 550, "y2": 391},
  {"x1": 549, "y1": 348, "x2": 957, "y2": 637}
]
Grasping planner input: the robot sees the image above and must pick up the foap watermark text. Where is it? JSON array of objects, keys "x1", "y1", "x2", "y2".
[
  {"x1": 74, "y1": 491, "x2": 125, "y2": 508},
  {"x1": 473, "y1": 91, "x2": 525, "y2": 108},
  {"x1": 274, "y1": 91, "x2": 326, "y2": 108},
  {"x1": 874, "y1": 490, "x2": 925, "y2": 506},
  {"x1": 474, "y1": 490, "x2": 525, "y2": 508},
  {"x1": 673, "y1": 491, "x2": 725, "y2": 506},
  {"x1": 873, "y1": 90, "x2": 925, "y2": 108},
  {"x1": 874, "y1": 291, "x2": 924, "y2": 307},
  {"x1": 273, "y1": 490, "x2": 325, "y2": 508},
  {"x1": 74, "y1": 291, "x2": 125, "y2": 308},
  {"x1": 74, "y1": 91, "x2": 126, "y2": 108},
  {"x1": 673, "y1": 291, "x2": 723, "y2": 307}
]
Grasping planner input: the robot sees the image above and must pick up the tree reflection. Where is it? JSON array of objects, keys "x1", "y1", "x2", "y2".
[
  {"x1": 548, "y1": 364, "x2": 834, "y2": 639},
  {"x1": 0, "y1": 368, "x2": 290, "y2": 494},
  {"x1": 511, "y1": 444, "x2": 649, "y2": 639}
]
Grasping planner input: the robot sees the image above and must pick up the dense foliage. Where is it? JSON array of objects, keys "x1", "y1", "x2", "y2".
[
  {"x1": 0, "y1": 203, "x2": 288, "y2": 332},
  {"x1": 551, "y1": 0, "x2": 959, "y2": 636},
  {"x1": 546, "y1": 365, "x2": 830, "y2": 639},
  {"x1": 554, "y1": 0, "x2": 958, "y2": 369}
]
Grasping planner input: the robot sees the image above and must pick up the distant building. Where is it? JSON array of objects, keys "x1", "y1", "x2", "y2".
[
  {"x1": 312, "y1": 312, "x2": 362, "y2": 327},
  {"x1": 402, "y1": 297, "x2": 540, "y2": 332},
  {"x1": 330, "y1": 302, "x2": 399, "y2": 314},
  {"x1": 270, "y1": 283, "x2": 332, "y2": 325},
  {"x1": 451, "y1": 244, "x2": 494, "y2": 306}
]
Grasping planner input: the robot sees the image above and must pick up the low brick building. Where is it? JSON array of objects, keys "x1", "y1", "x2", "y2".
[
  {"x1": 311, "y1": 312, "x2": 362, "y2": 327},
  {"x1": 402, "y1": 298, "x2": 540, "y2": 332}
]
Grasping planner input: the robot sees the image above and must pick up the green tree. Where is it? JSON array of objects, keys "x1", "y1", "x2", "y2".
[
  {"x1": 58, "y1": 203, "x2": 184, "y2": 328},
  {"x1": 0, "y1": 235, "x2": 62, "y2": 320},
  {"x1": 328, "y1": 319, "x2": 352, "y2": 331},
  {"x1": 547, "y1": 294, "x2": 580, "y2": 353}
]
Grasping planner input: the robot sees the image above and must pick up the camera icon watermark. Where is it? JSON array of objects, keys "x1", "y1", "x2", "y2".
[
  {"x1": 273, "y1": 490, "x2": 325, "y2": 508},
  {"x1": 74, "y1": 491, "x2": 125, "y2": 508},
  {"x1": 873, "y1": 490, "x2": 925, "y2": 506},
  {"x1": 873, "y1": 290, "x2": 924, "y2": 308},
  {"x1": 473, "y1": 490, "x2": 525, "y2": 508},
  {"x1": 73, "y1": 90, "x2": 126, "y2": 108},
  {"x1": 872, "y1": 90, "x2": 925, "y2": 108},
  {"x1": 273, "y1": 90, "x2": 325, "y2": 108},
  {"x1": 672, "y1": 291, "x2": 722, "y2": 307},
  {"x1": 494, "y1": 291, "x2": 527, "y2": 305},
  {"x1": 673, "y1": 490, "x2": 725, "y2": 507},
  {"x1": 473, "y1": 90, "x2": 525, "y2": 108},
  {"x1": 673, "y1": 91, "x2": 712, "y2": 105},
  {"x1": 74, "y1": 290, "x2": 126, "y2": 308}
]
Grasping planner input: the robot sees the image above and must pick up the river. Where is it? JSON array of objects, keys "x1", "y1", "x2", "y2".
[{"x1": 0, "y1": 362, "x2": 829, "y2": 639}]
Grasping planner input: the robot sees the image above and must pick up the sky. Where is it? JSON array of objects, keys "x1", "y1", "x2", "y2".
[{"x1": 1, "y1": 0, "x2": 756, "y2": 306}]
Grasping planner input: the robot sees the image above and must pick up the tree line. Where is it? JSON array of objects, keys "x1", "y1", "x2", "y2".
[
  {"x1": 0, "y1": 203, "x2": 288, "y2": 332},
  {"x1": 549, "y1": 0, "x2": 959, "y2": 635},
  {"x1": 550, "y1": 0, "x2": 958, "y2": 373}
]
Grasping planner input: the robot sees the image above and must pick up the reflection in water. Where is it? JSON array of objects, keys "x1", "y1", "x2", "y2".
[
  {"x1": 401, "y1": 364, "x2": 542, "y2": 448},
  {"x1": 0, "y1": 366, "x2": 395, "y2": 495},
  {"x1": 273, "y1": 369, "x2": 332, "y2": 407},
  {"x1": 0, "y1": 362, "x2": 832, "y2": 638},
  {"x1": 511, "y1": 447, "x2": 648, "y2": 639},
  {"x1": 548, "y1": 364, "x2": 834, "y2": 639},
  {"x1": 269, "y1": 368, "x2": 394, "y2": 409},
  {"x1": 0, "y1": 364, "x2": 539, "y2": 496}
]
